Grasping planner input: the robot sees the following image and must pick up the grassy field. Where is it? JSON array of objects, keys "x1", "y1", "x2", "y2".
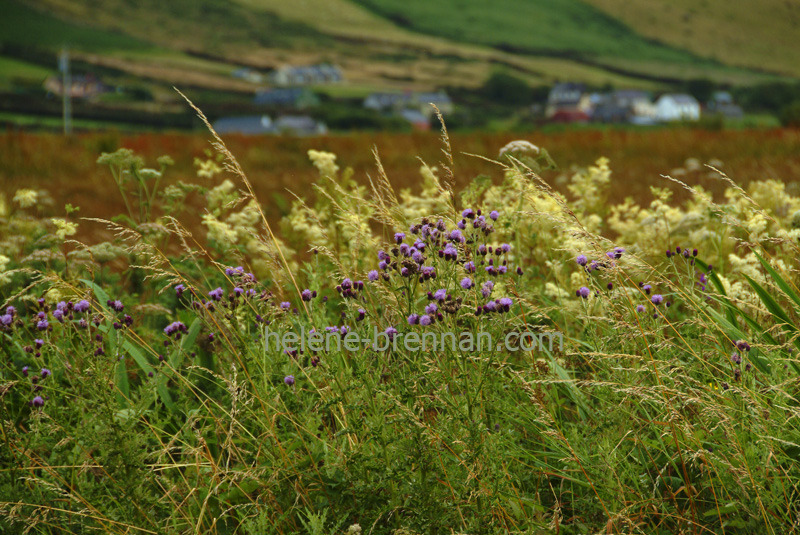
[
  {"x1": 0, "y1": 0, "x2": 152, "y2": 52},
  {"x1": 2, "y1": 126, "x2": 800, "y2": 533},
  {"x1": 4, "y1": 0, "x2": 791, "y2": 104},
  {"x1": 2, "y1": 128, "x2": 799, "y2": 244},
  {"x1": 586, "y1": 0, "x2": 800, "y2": 78}
]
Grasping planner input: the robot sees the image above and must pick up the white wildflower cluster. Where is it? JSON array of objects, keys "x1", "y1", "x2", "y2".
[
  {"x1": 308, "y1": 149, "x2": 339, "y2": 179},
  {"x1": 13, "y1": 189, "x2": 38, "y2": 208}
]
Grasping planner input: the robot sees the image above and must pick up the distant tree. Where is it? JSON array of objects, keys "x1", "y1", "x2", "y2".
[
  {"x1": 481, "y1": 72, "x2": 533, "y2": 106},
  {"x1": 780, "y1": 101, "x2": 800, "y2": 127},
  {"x1": 685, "y1": 78, "x2": 716, "y2": 103}
]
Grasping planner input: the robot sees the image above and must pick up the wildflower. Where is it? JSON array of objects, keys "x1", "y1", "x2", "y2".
[
  {"x1": 489, "y1": 210, "x2": 499, "y2": 221},
  {"x1": 442, "y1": 243, "x2": 458, "y2": 261},
  {"x1": 40, "y1": 368, "x2": 51, "y2": 379},
  {"x1": 497, "y1": 297, "x2": 513, "y2": 312},
  {"x1": 457, "y1": 220, "x2": 466, "y2": 229},
  {"x1": 651, "y1": 294, "x2": 664, "y2": 305},
  {"x1": 481, "y1": 281, "x2": 494, "y2": 298},
  {"x1": 433, "y1": 289, "x2": 447, "y2": 302},
  {"x1": 208, "y1": 288, "x2": 224, "y2": 301},
  {"x1": 284, "y1": 375, "x2": 295, "y2": 386},
  {"x1": 356, "y1": 308, "x2": 366, "y2": 321},
  {"x1": 478, "y1": 244, "x2": 487, "y2": 256},
  {"x1": 464, "y1": 261, "x2": 476, "y2": 273},
  {"x1": 424, "y1": 303, "x2": 438, "y2": 315},
  {"x1": 516, "y1": 266, "x2": 524, "y2": 275},
  {"x1": 407, "y1": 314, "x2": 420, "y2": 325},
  {"x1": 420, "y1": 315, "x2": 432, "y2": 326},
  {"x1": 163, "y1": 321, "x2": 187, "y2": 337},
  {"x1": 301, "y1": 289, "x2": 314, "y2": 301},
  {"x1": 74, "y1": 300, "x2": 91, "y2": 313},
  {"x1": 498, "y1": 266, "x2": 507, "y2": 274},
  {"x1": 51, "y1": 218, "x2": 78, "y2": 240},
  {"x1": 52, "y1": 309, "x2": 64, "y2": 322},
  {"x1": 22, "y1": 366, "x2": 28, "y2": 377},
  {"x1": 642, "y1": 284, "x2": 652, "y2": 295},
  {"x1": 35, "y1": 339, "x2": 44, "y2": 349},
  {"x1": 499, "y1": 243, "x2": 511, "y2": 253},
  {"x1": 412, "y1": 250, "x2": 424, "y2": 263},
  {"x1": 483, "y1": 301, "x2": 497, "y2": 312},
  {"x1": 636, "y1": 304, "x2": 645, "y2": 313},
  {"x1": 735, "y1": 340, "x2": 751, "y2": 352},
  {"x1": 30, "y1": 396, "x2": 44, "y2": 408},
  {"x1": 0, "y1": 314, "x2": 11, "y2": 326},
  {"x1": 13, "y1": 189, "x2": 38, "y2": 208},
  {"x1": 280, "y1": 302, "x2": 291, "y2": 310},
  {"x1": 36, "y1": 319, "x2": 49, "y2": 330},
  {"x1": 394, "y1": 232, "x2": 405, "y2": 244},
  {"x1": 577, "y1": 287, "x2": 591, "y2": 299},
  {"x1": 384, "y1": 327, "x2": 398, "y2": 340},
  {"x1": 449, "y1": 229, "x2": 464, "y2": 243},
  {"x1": 731, "y1": 352, "x2": 741, "y2": 364},
  {"x1": 576, "y1": 255, "x2": 588, "y2": 266},
  {"x1": 460, "y1": 277, "x2": 473, "y2": 289}
]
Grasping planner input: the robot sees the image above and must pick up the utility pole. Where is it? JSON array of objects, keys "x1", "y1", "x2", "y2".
[{"x1": 59, "y1": 48, "x2": 72, "y2": 135}]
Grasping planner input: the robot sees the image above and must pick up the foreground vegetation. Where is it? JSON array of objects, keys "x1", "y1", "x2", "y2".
[{"x1": 1, "y1": 114, "x2": 800, "y2": 533}]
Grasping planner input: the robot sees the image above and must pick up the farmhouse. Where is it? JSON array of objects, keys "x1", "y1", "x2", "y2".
[
  {"x1": 269, "y1": 64, "x2": 343, "y2": 86},
  {"x1": 44, "y1": 74, "x2": 108, "y2": 99},
  {"x1": 654, "y1": 94, "x2": 700, "y2": 122},
  {"x1": 545, "y1": 82, "x2": 592, "y2": 119}
]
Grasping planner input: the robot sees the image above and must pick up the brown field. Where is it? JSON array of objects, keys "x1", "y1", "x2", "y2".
[{"x1": 2, "y1": 127, "x2": 800, "y2": 242}]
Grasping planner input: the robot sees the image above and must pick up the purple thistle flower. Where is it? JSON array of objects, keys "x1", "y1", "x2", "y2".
[
  {"x1": 368, "y1": 270, "x2": 379, "y2": 281},
  {"x1": 234, "y1": 287, "x2": 244, "y2": 297},
  {"x1": 413, "y1": 239, "x2": 426, "y2": 250},
  {"x1": 284, "y1": 375, "x2": 295, "y2": 386},
  {"x1": 449, "y1": 229, "x2": 464, "y2": 243},
  {"x1": 642, "y1": 284, "x2": 652, "y2": 294},
  {"x1": 442, "y1": 243, "x2": 458, "y2": 261},
  {"x1": 460, "y1": 277, "x2": 474, "y2": 290},
  {"x1": 731, "y1": 352, "x2": 741, "y2": 364},
  {"x1": 6, "y1": 306, "x2": 15, "y2": 316},
  {"x1": 36, "y1": 319, "x2": 49, "y2": 330},
  {"x1": 462, "y1": 208, "x2": 475, "y2": 219},
  {"x1": 40, "y1": 368, "x2": 51, "y2": 379},
  {"x1": 384, "y1": 327, "x2": 398, "y2": 340},
  {"x1": 464, "y1": 261, "x2": 476, "y2": 273},
  {"x1": 208, "y1": 288, "x2": 224, "y2": 301},
  {"x1": 412, "y1": 250, "x2": 424, "y2": 263},
  {"x1": 31, "y1": 396, "x2": 44, "y2": 408},
  {"x1": 420, "y1": 315, "x2": 432, "y2": 326},
  {"x1": 52, "y1": 309, "x2": 64, "y2": 322},
  {"x1": 636, "y1": 304, "x2": 645, "y2": 313},
  {"x1": 425, "y1": 303, "x2": 438, "y2": 315},
  {"x1": 110, "y1": 300, "x2": 124, "y2": 312},
  {"x1": 735, "y1": 340, "x2": 751, "y2": 352},
  {"x1": 478, "y1": 244, "x2": 487, "y2": 256},
  {"x1": 394, "y1": 232, "x2": 406, "y2": 244},
  {"x1": 0, "y1": 314, "x2": 11, "y2": 326},
  {"x1": 433, "y1": 289, "x2": 447, "y2": 302},
  {"x1": 500, "y1": 243, "x2": 511, "y2": 253},
  {"x1": 22, "y1": 366, "x2": 29, "y2": 377},
  {"x1": 457, "y1": 220, "x2": 466, "y2": 230},
  {"x1": 481, "y1": 281, "x2": 494, "y2": 298},
  {"x1": 301, "y1": 289, "x2": 313, "y2": 301},
  {"x1": 576, "y1": 255, "x2": 588, "y2": 266},
  {"x1": 489, "y1": 210, "x2": 499, "y2": 221},
  {"x1": 483, "y1": 301, "x2": 497, "y2": 312},
  {"x1": 280, "y1": 301, "x2": 291, "y2": 310},
  {"x1": 498, "y1": 266, "x2": 507, "y2": 274},
  {"x1": 378, "y1": 250, "x2": 389, "y2": 261},
  {"x1": 378, "y1": 261, "x2": 389, "y2": 271},
  {"x1": 407, "y1": 314, "x2": 420, "y2": 325},
  {"x1": 651, "y1": 294, "x2": 664, "y2": 305},
  {"x1": 577, "y1": 287, "x2": 591, "y2": 299},
  {"x1": 74, "y1": 299, "x2": 91, "y2": 313}
]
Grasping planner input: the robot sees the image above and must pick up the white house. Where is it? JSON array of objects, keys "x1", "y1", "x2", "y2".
[{"x1": 654, "y1": 94, "x2": 700, "y2": 122}]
